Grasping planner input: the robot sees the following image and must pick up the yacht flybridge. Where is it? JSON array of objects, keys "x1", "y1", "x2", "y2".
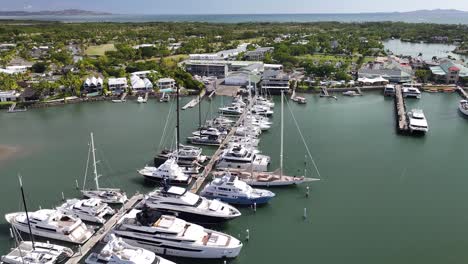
[
  {"x1": 1, "y1": 241, "x2": 73, "y2": 264},
  {"x1": 85, "y1": 234, "x2": 173, "y2": 264},
  {"x1": 110, "y1": 209, "x2": 243, "y2": 259},
  {"x1": 138, "y1": 158, "x2": 191, "y2": 184},
  {"x1": 5, "y1": 209, "x2": 94, "y2": 244},
  {"x1": 57, "y1": 198, "x2": 115, "y2": 224},
  {"x1": 200, "y1": 174, "x2": 275, "y2": 205},
  {"x1": 216, "y1": 145, "x2": 270, "y2": 172},
  {"x1": 408, "y1": 109, "x2": 429, "y2": 133},
  {"x1": 142, "y1": 186, "x2": 241, "y2": 224},
  {"x1": 81, "y1": 133, "x2": 127, "y2": 204}
]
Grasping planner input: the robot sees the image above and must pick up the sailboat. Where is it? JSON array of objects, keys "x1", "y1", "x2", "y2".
[
  {"x1": 81, "y1": 133, "x2": 128, "y2": 204},
  {"x1": 215, "y1": 91, "x2": 320, "y2": 187},
  {"x1": 2, "y1": 176, "x2": 74, "y2": 264}
]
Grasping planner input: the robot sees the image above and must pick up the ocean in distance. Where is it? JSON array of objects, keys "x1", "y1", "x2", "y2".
[{"x1": 2, "y1": 12, "x2": 468, "y2": 24}]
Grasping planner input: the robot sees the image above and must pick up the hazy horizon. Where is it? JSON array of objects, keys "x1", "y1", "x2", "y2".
[{"x1": 2, "y1": 0, "x2": 468, "y2": 15}]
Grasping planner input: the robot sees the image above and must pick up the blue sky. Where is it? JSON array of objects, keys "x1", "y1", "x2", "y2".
[{"x1": 4, "y1": 0, "x2": 468, "y2": 14}]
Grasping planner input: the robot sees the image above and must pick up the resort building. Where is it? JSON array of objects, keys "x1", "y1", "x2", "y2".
[
  {"x1": 156, "y1": 78, "x2": 176, "y2": 90},
  {"x1": 0, "y1": 91, "x2": 19, "y2": 102},
  {"x1": 189, "y1": 43, "x2": 250, "y2": 61},
  {"x1": 358, "y1": 56, "x2": 412, "y2": 83},
  {"x1": 83, "y1": 76, "x2": 103, "y2": 93},
  {"x1": 429, "y1": 59, "x2": 468, "y2": 84},
  {"x1": 244, "y1": 47, "x2": 274, "y2": 61},
  {"x1": 260, "y1": 70, "x2": 290, "y2": 94},
  {"x1": 183, "y1": 60, "x2": 264, "y2": 78},
  {"x1": 108, "y1": 77, "x2": 128, "y2": 94},
  {"x1": 131, "y1": 75, "x2": 153, "y2": 92}
]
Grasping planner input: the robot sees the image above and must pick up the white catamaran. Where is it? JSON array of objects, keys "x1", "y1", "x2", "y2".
[{"x1": 81, "y1": 133, "x2": 128, "y2": 204}]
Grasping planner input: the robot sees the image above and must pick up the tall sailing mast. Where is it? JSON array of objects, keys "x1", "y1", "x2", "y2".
[
  {"x1": 18, "y1": 175, "x2": 35, "y2": 250},
  {"x1": 176, "y1": 84, "x2": 180, "y2": 155},
  {"x1": 280, "y1": 90, "x2": 284, "y2": 178},
  {"x1": 90, "y1": 132, "x2": 100, "y2": 190}
]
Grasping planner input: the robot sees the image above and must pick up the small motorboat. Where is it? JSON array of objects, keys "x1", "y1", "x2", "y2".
[{"x1": 137, "y1": 96, "x2": 147, "y2": 103}]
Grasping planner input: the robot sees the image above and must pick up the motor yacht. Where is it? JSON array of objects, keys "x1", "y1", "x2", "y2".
[{"x1": 57, "y1": 198, "x2": 114, "y2": 224}]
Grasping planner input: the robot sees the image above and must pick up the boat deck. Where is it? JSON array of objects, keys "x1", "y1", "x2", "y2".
[
  {"x1": 457, "y1": 86, "x2": 468, "y2": 99},
  {"x1": 189, "y1": 96, "x2": 255, "y2": 194},
  {"x1": 64, "y1": 194, "x2": 143, "y2": 264}
]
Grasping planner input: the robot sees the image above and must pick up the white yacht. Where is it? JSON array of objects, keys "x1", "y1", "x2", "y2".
[
  {"x1": 85, "y1": 234, "x2": 171, "y2": 264},
  {"x1": 243, "y1": 119, "x2": 270, "y2": 131},
  {"x1": 5, "y1": 209, "x2": 94, "y2": 244},
  {"x1": 250, "y1": 105, "x2": 273, "y2": 116},
  {"x1": 200, "y1": 175, "x2": 275, "y2": 205},
  {"x1": 384, "y1": 84, "x2": 396, "y2": 96},
  {"x1": 82, "y1": 133, "x2": 127, "y2": 204},
  {"x1": 219, "y1": 105, "x2": 243, "y2": 115},
  {"x1": 138, "y1": 158, "x2": 191, "y2": 184},
  {"x1": 155, "y1": 145, "x2": 207, "y2": 166},
  {"x1": 57, "y1": 198, "x2": 115, "y2": 224},
  {"x1": 226, "y1": 136, "x2": 260, "y2": 148},
  {"x1": 459, "y1": 100, "x2": 468, "y2": 116},
  {"x1": 143, "y1": 186, "x2": 241, "y2": 224},
  {"x1": 191, "y1": 127, "x2": 226, "y2": 137},
  {"x1": 1, "y1": 241, "x2": 73, "y2": 264},
  {"x1": 235, "y1": 126, "x2": 262, "y2": 137},
  {"x1": 216, "y1": 145, "x2": 270, "y2": 172},
  {"x1": 255, "y1": 97, "x2": 275, "y2": 108},
  {"x1": 110, "y1": 209, "x2": 243, "y2": 259},
  {"x1": 408, "y1": 109, "x2": 429, "y2": 133},
  {"x1": 403, "y1": 87, "x2": 422, "y2": 99},
  {"x1": 137, "y1": 96, "x2": 147, "y2": 103}
]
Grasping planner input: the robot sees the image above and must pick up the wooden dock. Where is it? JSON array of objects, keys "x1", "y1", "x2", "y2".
[
  {"x1": 182, "y1": 90, "x2": 206, "y2": 110},
  {"x1": 190, "y1": 97, "x2": 255, "y2": 194},
  {"x1": 320, "y1": 87, "x2": 330, "y2": 97},
  {"x1": 65, "y1": 194, "x2": 143, "y2": 264},
  {"x1": 394, "y1": 85, "x2": 409, "y2": 132},
  {"x1": 457, "y1": 86, "x2": 468, "y2": 99},
  {"x1": 144, "y1": 92, "x2": 149, "y2": 101},
  {"x1": 120, "y1": 92, "x2": 127, "y2": 101},
  {"x1": 356, "y1": 87, "x2": 363, "y2": 95}
]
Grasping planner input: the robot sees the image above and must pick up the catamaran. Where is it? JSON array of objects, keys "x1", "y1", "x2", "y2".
[{"x1": 81, "y1": 133, "x2": 127, "y2": 204}]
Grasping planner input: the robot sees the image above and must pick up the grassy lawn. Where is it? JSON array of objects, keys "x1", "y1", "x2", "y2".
[{"x1": 85, "y1": 44, "x2": 116, "y2": 56}]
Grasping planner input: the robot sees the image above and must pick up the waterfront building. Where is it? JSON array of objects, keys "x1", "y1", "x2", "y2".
[
  {"x1": 108, "y1": 77, "x2": 128, "y2": 94},
  {"x1": 0, "y1": 91, "x2": 19, "y2": 102},
  {"x1": 156, "y1": 78, "x2": 176, "y2": 90},
  {"x1": 358, "y1": 56, "x2": 412, "y2": 83},
  {"x1": 260, "y1": 70, "x2": 290, "y2": 94},
  {"x1": 83, "y1": 76, "x2": 103, "y2": 93},
  {"x1": 131, "y1": 75, "x2": 153, "y2": 92},
  {"x1": 183, "y1": 60, "x2": 263, "y2": 78},
  {"x1": 429, "y1": 58, "x2": 468, "y2": 84}
]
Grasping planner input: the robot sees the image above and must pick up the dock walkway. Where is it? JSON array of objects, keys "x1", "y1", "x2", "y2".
[
  {"x1": 457, "y1": 86, "x2": 468, "y2": 99},
  {"x1": 395, "y1": 85, "x2": 409, "y2": 132},
  {"x1": 182, "y1": 90, "x2": 206, "y2": 110},
  {"x1": 65, "y1": 194, "x2": 143, "y2": 264},
  {"x1": 190, "y1": 97, "x2": 255, "y2": 194},
  {"x1": 320, "y1": 87, "x2": 330, "y2": 97}
]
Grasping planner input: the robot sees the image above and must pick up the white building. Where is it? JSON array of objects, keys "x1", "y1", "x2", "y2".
[
  {"x1": 83, "y1": 76, "x2": 104, "y2": 93},
  {"x1": 131, "y1": 70, "x2": 157, "y2": 78},
  {"x1": 133, "y1": 44, "x2": 156, "y2": 49},
  {"x1": 157, "y1": 78, "x2": 176, "y2": 90},
  {"x1": 0, "y1": 66, "x2": 30, "y2": 74},
  {"x1": 108, "y1": 77, "x2": 128, "y2": 94},
  {"x1": 131, "y1": 75, "x2": 153, "y2": 92},
  {"x1": 0, "y1": 91, "x2": 19, "y2": 102}
]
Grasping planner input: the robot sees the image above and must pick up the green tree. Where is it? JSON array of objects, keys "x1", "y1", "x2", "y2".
[
  {"x1": 32, "y1": 62, "x2": 48, "y2": 73},
  {"x1": 415, "y1": 69, "x2": 431, "y2": 83}
]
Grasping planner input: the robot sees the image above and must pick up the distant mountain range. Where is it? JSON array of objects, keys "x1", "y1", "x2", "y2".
[
  {"x1": 0, "y1": 9, "x2": 112, "y2": 16},
  {"x1": 398, "y1": 9, "x2": 468, "y2": 15}
]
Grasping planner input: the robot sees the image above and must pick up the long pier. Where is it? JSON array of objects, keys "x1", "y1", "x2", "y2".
[
  {"x1": 65, "y1": 194, "x2": 143, "y2": 264},
  {"x1": 394, "y1": 85, "x2": 409, "y2": 133},
  {"x1": 190, "y1": 97, "x2": 255, "y2": 194},
  {"x1": 182, "y1": 90, "x2": 206, "y2": 110}
]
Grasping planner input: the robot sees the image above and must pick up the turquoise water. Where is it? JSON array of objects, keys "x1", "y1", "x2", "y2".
[
  {"x1": 383, "y1": 39, "x2": 468, "y2": 61},
  {"x1": 1, "y1": 92, "x2": 468, "y2": 263}
]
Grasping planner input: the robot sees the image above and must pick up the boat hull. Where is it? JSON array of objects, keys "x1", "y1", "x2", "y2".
[
  {"x1": 201, "y1": 194, "x2": 273, "y2": 205},
  {"x1": 459, "y1": 104, "x2": 468, "y2": 116},
  {"x1": 146, "y1": 208, "x2": 238, "y2": 224}
]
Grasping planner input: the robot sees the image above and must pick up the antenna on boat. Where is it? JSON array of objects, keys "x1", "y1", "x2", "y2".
[
  {"x1": 18, "y1": 174, "x2": 35, "y2": 250},
  {"x1": 90, "y1": 132, "x2": 100, "y2": 190}
]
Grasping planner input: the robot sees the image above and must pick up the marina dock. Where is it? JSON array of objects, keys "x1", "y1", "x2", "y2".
[
  {"x1": 65, "y1": 194, "x2": 143, "y2": 264},
  {"x1": 457, "y1": 86, "x2": 468, "y2": 99},
  {"x1": 190, "y1": 97, "x2": 255, "y2": 194},
  {"x1": 394, "y1": 85, "x2": 409, "y2": 133},
  {"x1": 182, "y1": 90, "x2": 206, "y2": 110},
  {"x1": 120, "y1": 92, "x2": 127, "y2": 101},
  {"x1": 320, "y1": 87, "x2": 330, "y2": 97}
]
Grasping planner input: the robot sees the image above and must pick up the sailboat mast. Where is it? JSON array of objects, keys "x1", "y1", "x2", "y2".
[
  {"x1": 198, "y1": 92, "x2": 202, "y2": 130},
  {"x1": 90, "y1": 132, "x2": 99, "y2": 190},
  {"x1": 280, "y1": 90, "x2": 284, "y2": 178},
  {"x1": 176, "y1": 84, "x2": 180, "y2": 154},
  {"x1": 18, "y1": 175, "x2": 35, "y2": 250}
]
